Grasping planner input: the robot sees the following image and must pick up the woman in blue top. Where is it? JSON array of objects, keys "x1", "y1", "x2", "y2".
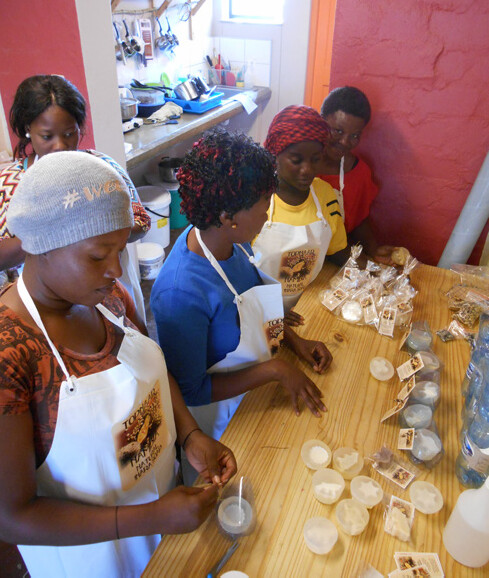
[{"x1": 151, "y1": 131, "x2": 333, "y2": 473}]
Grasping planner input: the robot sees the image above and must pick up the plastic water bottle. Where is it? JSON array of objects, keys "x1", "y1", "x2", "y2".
[
  {"x1": 456, "y1": 363, "x2": 489, "y2": 487},
  {"x1": 461, "y1": 313, "x2": 489, "y2": 400},
  {"x1": 443, "y1": 476, "x2": 489, "y2": 567}
]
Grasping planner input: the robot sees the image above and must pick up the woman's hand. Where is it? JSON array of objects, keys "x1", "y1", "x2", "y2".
[
  {"x1": 184, "y1": 430, "x2": 237, "y2": 487},
  {"x1": 292, "y1": 337, "x2": 332, "y2": 374},
  {"x1": 273, "y1": 359, "x2": 327, "y2": 417},
  {"x1": 155, "y1": 484, "x2": 219, "y2": 535},
  {"x1": 284, "y1": 309, "x2": 304, "y2": 327}
]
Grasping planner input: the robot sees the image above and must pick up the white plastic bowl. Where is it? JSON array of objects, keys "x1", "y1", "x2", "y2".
[
  {"x1": 303, "y1": 517, "x2": 338, "y2": 555},
  {"x1": 312, "y1": 469, "x2": 345, "y2": 505}
]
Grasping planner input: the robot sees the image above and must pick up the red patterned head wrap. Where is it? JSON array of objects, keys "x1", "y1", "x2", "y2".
[{"x1": 264, "y1": 105, "x2": 330, "y2": 156}]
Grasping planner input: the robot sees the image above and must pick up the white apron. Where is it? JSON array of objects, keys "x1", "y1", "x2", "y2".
[
  {"x1": 182, "y1": 230, "x2": 284, "y2": 483},
  {"x1": 253, "y1": 185, "x2": 333, "y2": 311},
  {"x1": 16, "y1": 274, "x2": 176, "y2": 578}
]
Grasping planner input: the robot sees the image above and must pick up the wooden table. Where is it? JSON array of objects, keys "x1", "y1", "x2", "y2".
[{"x1": 143, "y1": 263, "x2": 483, "y2": 577}]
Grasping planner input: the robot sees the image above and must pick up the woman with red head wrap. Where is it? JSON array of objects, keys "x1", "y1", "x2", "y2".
[{"x1": 253, "y1": 105, "x2": 349, "y2": 326}]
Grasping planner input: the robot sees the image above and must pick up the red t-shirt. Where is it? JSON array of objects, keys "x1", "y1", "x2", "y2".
[
  {"x1": 318, "y1": 156, "x2": 378, "y2": 233},
  {"x1": 0, "y1": 281, "x2": 137, "y2": 467}
]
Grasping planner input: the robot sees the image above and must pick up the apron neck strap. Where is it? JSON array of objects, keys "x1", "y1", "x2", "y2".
[
  {"x1": 195, "y1": 228, "x2": 245, "y2": 301},
  {"x1": 17, "y1": 273, "x2": 72, "y2": 383},
  {"x1": 310, "y1": 184, "x2": 328, "y2": 224},
  {"x1": 16, "y1": 274, "x2": 121, "y2": 390},
  {"x1": 339, "y1": 156, "x2": 345, "y2": 193}
]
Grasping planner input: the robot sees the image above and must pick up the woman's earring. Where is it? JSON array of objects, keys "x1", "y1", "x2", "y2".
[
  {"x1": 25, "y1": 132, "x2": 31, "y2": 139},
  {"x1": 231, "y1": 224, "x2": 237, "y2": 229}
]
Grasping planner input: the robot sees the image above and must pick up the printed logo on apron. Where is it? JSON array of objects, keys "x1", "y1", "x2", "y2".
[
  {"x1": 112, "y1": 379, "x2": 170, "y2": 491},
  {"x1": 264, "y1": 317, "x2": 284, "y2": 355},
  {"x1": 279, "y1": 247, "x2": 320, "y2": 295}
]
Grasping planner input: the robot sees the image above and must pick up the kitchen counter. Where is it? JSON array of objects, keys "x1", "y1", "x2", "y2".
[
  {"x1": 142, "y1": 263, "x2": 482, "y2": 577},
  {"x1": 124, "y1": 86, "x2": 271, "y2": 170}
]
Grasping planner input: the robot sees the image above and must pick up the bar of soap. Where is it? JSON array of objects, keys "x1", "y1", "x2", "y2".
[
  {"x1": 333, "y1": 447, "x2": 364, "y2": 480},
  {"x1": 335, "y1": 499, "x2": 369, "y2": 535},
  {"x1": 303, "y1": 517, "x2": 338, "y2": 554},
  {"x1": 301, "y1": 439, "x2": 332, "y2": 470},
  {"x1": 409, "y1": 481, "x2": 443, "y2": 514},
  {"x1": 370, "y1": 357, "x2": 395, "y2": 381},
  {"x1": 384, "y1": 506, "x2": 411, "y2": 541},
  {"x1": 312, "y1": 468, "x2": 345, "y2": 504}
]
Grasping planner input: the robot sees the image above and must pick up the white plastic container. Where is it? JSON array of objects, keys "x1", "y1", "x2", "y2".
[
  {"x1": 350, "y1": 475, "x2": 383, "y2": 509},
  {"x1": 312, "y1": 469, "x2": 345, "y2": 504},
  {"x1": 335, "y1": 499, "x2": 370, "y2": 535},
  {"x1": 303, "y1": 517, "x2": 338, "y2": 555},
  {"x1": 301, "y1": 439, "x2": 332, "y2": 470},
  {"x1": 443, "y1": 476, "x2": 489, "y2": 567},
  {"x1": 137, "y1": 185, "x2": 171, "y2": 248},
  {"x1": 332, "y1": 447, "x2": 364, "y2": 480},
  {"x1": 218, "y1": 496, "x2": 253, "y2": 535},
  {"x1": 136, "y1": 242, "x2": 165, "y2": 280}
]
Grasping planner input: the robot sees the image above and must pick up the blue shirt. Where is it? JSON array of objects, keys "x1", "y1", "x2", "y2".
[{"x1": 150, "y1": 226, "x2": 262, "y2": 406}]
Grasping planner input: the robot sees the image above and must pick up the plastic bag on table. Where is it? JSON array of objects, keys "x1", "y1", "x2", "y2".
[
  {"x1": 368, "y1": 446, "x2": 419, "y2": 491},
  {"x1": 383, "y1": 493, "x2": 415, "y2": 542},
  {"x1": 450, "y1": 263, "x2": 489, "y2": 290}
]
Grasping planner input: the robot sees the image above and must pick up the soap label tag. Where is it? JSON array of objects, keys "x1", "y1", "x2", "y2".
[
  {"x1": 398, "y1": 428, "x2": 415, "y2": 450},
  {"x1": 397, "y1": 353, "x2": 425, "y2": 381}
]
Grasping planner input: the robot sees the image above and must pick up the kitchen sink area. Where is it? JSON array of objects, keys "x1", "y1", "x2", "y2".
[{"x1": 124, "y1": 85, "x2": 271, "y2": 170}]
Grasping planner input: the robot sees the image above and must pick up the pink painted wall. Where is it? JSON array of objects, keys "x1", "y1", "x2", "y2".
[
  {"x1": 330, "y1": 0, "x2": 489, "y2": 265},
  {"x1": 0, "y1": 1, "x2": 94, "y2": 154}
]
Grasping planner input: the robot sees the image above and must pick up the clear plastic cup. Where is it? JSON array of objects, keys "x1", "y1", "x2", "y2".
[
  {"x1": 409, "y1": 480, "x2": 443, "y2": 514},
  {"x1": 335, "y1": 499, "x2": 370, "y2": 535},
  {"x1": 332, "y1": 447, "x2": 364, "y2": 480},
  {"x1": 303, "y1": 517, "x2": 338, "y2": 554},
  {"x1": 312, "y1": 469, "x2": 345, "y2": 504},
  {"x1": 350, "y1": 475, "x2": 383, "y2": 509},
  {"x1": 301, "y1": 439, "x2": 332, "y2": 470}
]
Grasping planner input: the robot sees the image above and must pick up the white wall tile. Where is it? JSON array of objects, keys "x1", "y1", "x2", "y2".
[
  {"x1": 245, "y1": 39, "x2": 271, "y2": 65},
  {"x1": 252, "y1": 63, "x2": 271, "y2": 87},
  {"x1": 220, "y1": 37, "x2": 245, "y2": 62}
]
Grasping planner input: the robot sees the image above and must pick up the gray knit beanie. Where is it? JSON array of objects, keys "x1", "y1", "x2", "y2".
[{"x1": 7, "y1": 151, "x2": 134, "y2": 254}]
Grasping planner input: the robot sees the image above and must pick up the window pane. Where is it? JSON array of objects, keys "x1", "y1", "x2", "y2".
[{"x1": 229, "y1": 0, "x2": 283, "y2": 20}]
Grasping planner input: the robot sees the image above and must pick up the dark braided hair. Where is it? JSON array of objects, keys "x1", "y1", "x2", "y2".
[
  {"x1": 10, "y1": 75, "x2": 86, "y2": 159},
  {"x1": 320, "y1": 86, "x2": 371, "y2": 124},
  {"x1": 177, "y1": 129, "x2": 278, "y2": 230}
]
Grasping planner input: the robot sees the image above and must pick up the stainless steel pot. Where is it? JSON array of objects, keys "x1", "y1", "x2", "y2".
[
  {"x1": 173, "y1": 78, "x2": 199, "y2": 101},
  {"x1": 120, "y1": 97, "x2": 139, "y2": 121}
]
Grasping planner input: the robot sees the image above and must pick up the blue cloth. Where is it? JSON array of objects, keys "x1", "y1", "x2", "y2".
[{"x1": 150, "y1": 226, "x2": 262, "y2": 406}]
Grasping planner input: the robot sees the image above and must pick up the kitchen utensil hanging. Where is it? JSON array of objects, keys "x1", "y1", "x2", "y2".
[
  {"x1": 123, "y1": 19, "x2": 142, "y2": 56},
  {"x1": 113, "y1": 22, "x2": 127, "y2": 64},
  {"x1": 154, "y1": 16, "x2": 170, "y2": 51}
]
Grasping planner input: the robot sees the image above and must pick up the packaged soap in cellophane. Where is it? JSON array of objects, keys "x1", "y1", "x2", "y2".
[{"x1": 319, "y1": 247, "x2": 419, "y2": 337}]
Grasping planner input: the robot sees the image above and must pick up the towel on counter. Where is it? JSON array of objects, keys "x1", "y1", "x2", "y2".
[{"x1": 144, "y1": 102, "x2": 183, "y2": 124}]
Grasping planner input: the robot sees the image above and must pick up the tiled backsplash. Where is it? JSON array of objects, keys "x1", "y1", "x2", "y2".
[{"x1": 114, "y1": 16, "x2": 271, "y2": 90}]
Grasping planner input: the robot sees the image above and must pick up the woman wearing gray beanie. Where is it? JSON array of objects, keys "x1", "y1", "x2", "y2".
[{"x1": 0, "y1": 151, "x2": 236, "y2": 578}]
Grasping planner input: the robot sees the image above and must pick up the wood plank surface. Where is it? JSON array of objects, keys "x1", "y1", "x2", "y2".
[{"x1": 143, "y1": 263, "x2": 485, "y2": 577}]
